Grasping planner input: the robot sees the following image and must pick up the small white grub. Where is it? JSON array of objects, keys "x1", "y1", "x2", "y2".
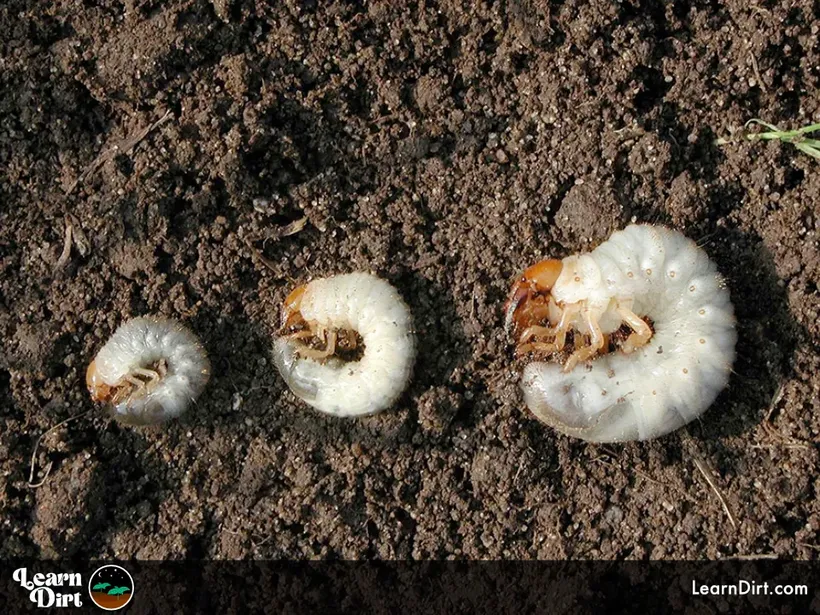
[{"x1": 87, "y1": 316, "x2": 210, "y2": 425}]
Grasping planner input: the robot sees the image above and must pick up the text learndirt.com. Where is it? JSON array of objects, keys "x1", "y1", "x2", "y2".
[{"x1": 692, "y1": 580, "x2": 809, "y2": 597}]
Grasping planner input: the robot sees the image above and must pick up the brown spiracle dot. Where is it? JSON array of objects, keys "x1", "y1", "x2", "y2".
[
  {"x1": 574, "y1": 276, "x2": 581, "y2": 282},
  {"x1": 689, "y1": 285, "x2": 696, "y2": 292},
  {"x1": 698, "y1": 309, "x2": 706, "y2": 315},
  {"x1": 627, "y1": 271, "x2": 634, "y2": 278},
  {"x1": 646, "y1": 269, "x2": 652, "y2": 275},
  {"x1": 682, "y1": 368, "x2": 689, "y2": 374},
  {"x1": 699, "y1": 338, "x2": 706, "y2": 344},
  {"x1": 669, "y1": 271, "x2": 676, "y2": 278}
]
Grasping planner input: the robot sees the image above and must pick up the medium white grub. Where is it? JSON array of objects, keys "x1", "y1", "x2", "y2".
[{"x1": 273, "y1": 272, "x2": 416, "y2": 417}]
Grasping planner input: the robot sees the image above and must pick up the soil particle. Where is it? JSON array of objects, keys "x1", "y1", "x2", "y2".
[{"x1": 555, "y1": 179, "x2": 623, "y2": 244}]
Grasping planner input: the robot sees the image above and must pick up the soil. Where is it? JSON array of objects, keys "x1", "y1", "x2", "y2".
[
  {"x1": 1, "y1": 0, "x2": 819, "y2": 560},
  {"x1": 91, "y1": 592, "x2": 131, "y2": 609}
]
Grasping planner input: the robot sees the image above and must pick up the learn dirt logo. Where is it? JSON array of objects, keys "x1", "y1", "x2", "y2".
[
  {"x1": 87, "y1": 565, "x2": 134, "y2": 611},
  {"x1": 12, "y1": 568, "x2": 83, "y2": 608}
]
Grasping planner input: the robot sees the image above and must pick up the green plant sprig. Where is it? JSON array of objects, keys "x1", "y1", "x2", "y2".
[{"x1": 716, "y1": 119, "x2": 820, "y2": 160}]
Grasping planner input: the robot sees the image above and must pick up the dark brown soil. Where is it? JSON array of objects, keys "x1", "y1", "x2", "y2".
[{"x1": 1, "y1": 0, "x2": 819, "y2": 560}]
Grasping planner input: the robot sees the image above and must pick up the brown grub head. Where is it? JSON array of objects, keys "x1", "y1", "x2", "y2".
[
  {"x1": 281, "y1": 284, "x2": 308, "y2": 331},
  {"x1": 504, "y1": 259, "x2": 563, "y2": 337},
  {"x1": 86, "y1": 360, "x2": 113, "y2": 403}
]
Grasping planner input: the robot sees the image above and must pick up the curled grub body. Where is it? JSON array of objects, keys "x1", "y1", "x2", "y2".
[
  {"x1": 507, "y1": 224, "x2": 736, "y2": 442},
  {"x1": 273, "y1": 272, "x2": 416, "y2": 417},
  {"x1": 87, "y1": 317, "x2": 210, "y2": 425}
]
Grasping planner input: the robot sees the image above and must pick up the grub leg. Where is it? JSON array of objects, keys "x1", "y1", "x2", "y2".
[
  {"x1": 551, "y1": 303, "x2": 577, "y2": 352},
  {"x1": 296, "y1": 329, "x2": 338, "y2": 360},
  {"x1": 520, "y1": 324, "x2": 557, "y2": 344},
  {"x1": 125, "y1": 374, "x2": 147, "y2": 389},
  {"x1": 617, "y1": 305, "x2": 653, "y2": 353},
  {"x1": 516, "y1": 304, "x2": 577, "y2": 357},
  {"x1": 563, "y1": 311, "x2": 604, "y2": 372},
  {"x1": 111, "y1": 386, "x2": 132, "y2": 405},
  {"x1": 288, "y1": 330, "x2": 315, "y2": 340},
  {"x1": 517, "y1": 340, "x2": 561, "y2": 356},
  {"x1": 134, "y1": 367, "x2": 161, "y2": 383},
  {"x1": 519, "y1": 301, "x2": 552, "y2": 329}
]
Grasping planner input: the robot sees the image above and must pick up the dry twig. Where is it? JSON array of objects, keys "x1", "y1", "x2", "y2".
[
  {"x1": 244, "y1": 216, "x2": 309, "y2": 272},
  {"x1": 65, "y1": 110, "x2": 173, "y2": 194},
  {"x1": 28, "y1": 411, "x2": 91, "y2": 488},
  {"x1": 55, "y1": 220, "x2": 73, "y2": 270},
  {"x1": 690, "y1": 452, "x2": 738, "y2": 530},
  {"x1": 748, "y1": 51, "x2": 768, "y2": 93},
  {"x1": 727, "y1": 553, "x2": 778, "y2": 560},
  {"x1": 757, "y1": 383, "x2": 817, "y2": 449}
]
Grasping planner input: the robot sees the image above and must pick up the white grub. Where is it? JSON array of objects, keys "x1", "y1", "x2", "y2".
[
  {"x1": 86, "y1": 317, "x2": 210, "y2": 425},
  {"x1": 273, "y1": 272, "x2": 416, "y2": 417},
  {"x1": 506, "y1": 224, "x2": 737, "y2": 442}
]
